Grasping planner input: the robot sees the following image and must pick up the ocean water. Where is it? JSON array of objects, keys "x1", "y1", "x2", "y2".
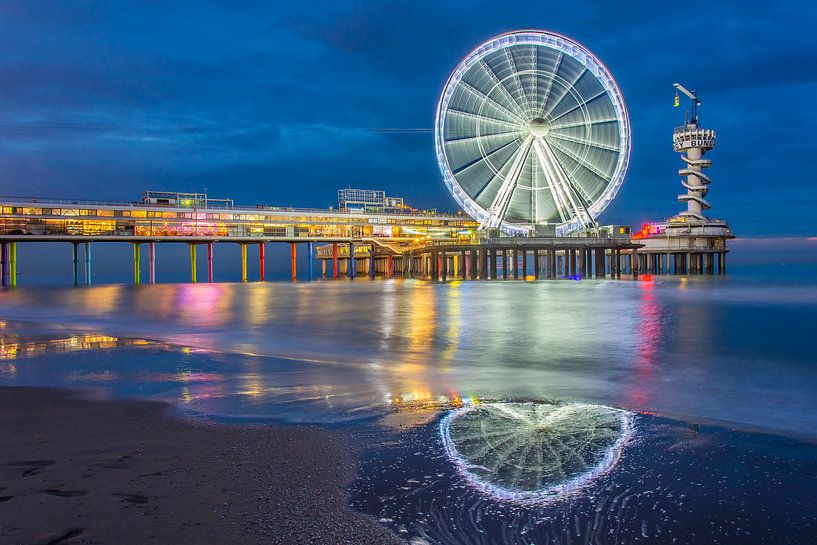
[{"x1": 1, "y1": 251, "x2": 816, "y2": 544}]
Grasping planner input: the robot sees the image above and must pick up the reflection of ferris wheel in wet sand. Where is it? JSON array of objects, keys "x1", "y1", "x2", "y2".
[{"x1": 435, "y1": 30, "x2": 631, "y2": 235}]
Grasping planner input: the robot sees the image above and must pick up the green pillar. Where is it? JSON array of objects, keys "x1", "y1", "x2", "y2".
[
  {"x1": 9, "y1": 242, "x2": 17, "y2": 287},
  {"x1": 132, "y1": 243, "x2": 141, "y2": 285},
  {"x1": 190, "y1": 244, "x2": 198, "y2": 283}
]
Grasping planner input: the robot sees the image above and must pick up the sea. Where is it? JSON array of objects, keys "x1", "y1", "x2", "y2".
[{"x1": 1, "y1": 238, "x2": 816, "y2": 544}]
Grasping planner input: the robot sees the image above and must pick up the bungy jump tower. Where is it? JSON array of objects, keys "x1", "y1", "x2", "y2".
[{"x1": 633, "y1": 83, "x2": 735, "y2": 275}]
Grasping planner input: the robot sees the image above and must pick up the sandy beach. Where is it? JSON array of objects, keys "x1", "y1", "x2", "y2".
[{"x1": 0, "y1": 387, "x2": 400, "y2": 545}]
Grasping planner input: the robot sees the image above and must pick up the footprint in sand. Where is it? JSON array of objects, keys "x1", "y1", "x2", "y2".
[
  {"x1": 41, "y1": 489, "x2": 88, "y2": 498},
  {"x1": 112, "y1": 492, "x2": 149, "y2": 504}
]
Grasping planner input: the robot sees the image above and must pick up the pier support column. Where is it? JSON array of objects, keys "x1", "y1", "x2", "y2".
[
  {"x1": 0, "y1": 243, "x2": 6, "y2": 287},
  {"x1": 8, "y1": 242, "x2": 16, "y2": 287},
  {"x1": 490, "y1": 248, "x2": 498, "y2": 280},
  {"x1": 332, "y1": 242, "x2": 339, "y2": 279},
  {"x1": 533, "y1": 249, "x2": 540, "y2": 280},
  {"x1": 190, "y1": 244, "x2": 198, "y2": 283},
  {"x1": 132, "y1": 243, "x2": 141, "y2": 285},
  {"x1": 469, "y1": 250, "x2": 477, "y2": 280},
  {"x1": 521, "y1": 249, "x2": 527, "y2": 278},
  {"x1": 322, "y1": 259, "x2": 327, "y2": 278},
  {"x1": 148, "y1": 242, "x2": 156, "y2": 284},
  {"x1": 441, "y1": 251, "x2": 447, "y2": 282},
  {"x1": 460, "y1": 250, "x2": 466, "y2": 280},
  {"x1": 290, "y1": 243, "x2": 297, "y2": 281},
  {"x1": 387, "y1": 255, "x2": 394, "y2": 279},
  {"x1": 502, "y1": 250, "x2": 508, "y2": 279},
  {"x1": 71, "y1": 242, "x2": 80, "y2": 286},
  {"x1": 369, "y1": 249, "x2": 375, "y2": 279},
  {"x1": 348, "y1": 242, "x2": 355, "y2": 278},
  {"x1": 206, "y1": 242, "x2": 213, "y2": 283},
  {"x1": 241, "y1": 243, "x2": 248, "y2": 283},
  {"x1": 308, "y1": 242, "x2": 314, "y2": 281},
  {"x1": 84, "y1": 242, "x2": 92, "y2": 285},
  {"x1": 259, "y1": 243, "x2": 265, "y2": 282}
]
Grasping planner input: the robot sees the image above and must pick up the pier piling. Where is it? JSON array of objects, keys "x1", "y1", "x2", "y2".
[
  {"x1": 259, "y1": 243, "x2": 265, "y2": 281},
  {"x1": 190, "y1": 243, "x2": 198, "y2": 283},
  {"x1": 241, "y1": 243, "x2": 248, "y2": 283},
  {"x1": 84, "y1": 243, "x2": 92, "y2": 285},
  {"x1": 132, "y1": 243, "x2": 141, "y2": 285},
  {"x1": 148, "y1": 242, "x2": 156, "y2": 284},
  {"x1": 308, "y1": 242, "x2": 314, "y2": 281},
  {"x1": 71, "y1": 242, "x2": 79, "y2": 286}
]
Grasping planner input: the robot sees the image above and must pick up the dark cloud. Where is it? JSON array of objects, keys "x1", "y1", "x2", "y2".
[{"x1": 0, "y1": 0, "x2": 814, "y2": 235}]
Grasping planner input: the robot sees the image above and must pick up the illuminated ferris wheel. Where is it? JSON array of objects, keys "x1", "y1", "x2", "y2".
[{"x1": 435, "y1": 30, "x2": 631, "y2": 234}]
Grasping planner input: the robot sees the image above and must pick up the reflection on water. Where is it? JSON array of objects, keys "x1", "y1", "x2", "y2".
[
  {"x1": 0, "y1": 332, "x2": 151, "y2": 361},
  {"x1": 1, "y1": 278, "x2": 816, "y2": 434},
  {"x1": 440, "y1": 401, "x2": 633, "y2": 504}
]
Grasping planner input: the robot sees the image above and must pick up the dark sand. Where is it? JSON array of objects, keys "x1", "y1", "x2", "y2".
[{"x1": 0, "y1": 387, "x2": 400, "y2": 545}]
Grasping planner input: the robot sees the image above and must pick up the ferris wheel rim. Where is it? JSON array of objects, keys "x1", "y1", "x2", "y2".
[{"x1": 435, "y1": 30, "x2": 631, "y2": 234}]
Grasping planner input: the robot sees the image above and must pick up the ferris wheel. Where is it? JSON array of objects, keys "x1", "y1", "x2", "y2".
[{"x1": 435, "y1": 30, "x2": 631, "y2": 235}]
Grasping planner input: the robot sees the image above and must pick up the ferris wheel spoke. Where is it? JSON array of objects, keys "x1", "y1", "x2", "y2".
[
  {"x1": 451, "y1": 138, "x2": 519, "y2": 176},
  {"x1": 478, "y1": 59, "x2": 528, "y2": 119},
  {"x1": 542, "y1": 67, "x2": 587, "y2": 121},
  {"x1": 548, "y1": 132, "x2": 620, "y2": 152},
  {"x1": 534, "y1": 138, "x2": 594, "y2": 228},
  {"x1": 533, "y1": 139, "x2": 571, "y2": 223},
  {"x1": 547, "y1": 137, "x2": 612, "y2": 184},
  {"x1": 531, "y1": 46, "x2": 538, "y2": 113},
  {"x1": 446, "y1": 109, "x2": 523, "y2": 131},
  {"x1": 534, "y1": 51, "x2": 562, "y2": 116},
  {"x1": 458, "y1": 81, "x2": 527, "y2": 125},
  {"x1": 445, "y1": 128, "x2": 526, "y2": 144},
  {"x1": 548, "y1": 117, "x2": 618, "y2": 131},
  {"x1": 504, "y1": 49, "x2": 532, "y2": 115},
  {"x1": 547, "y1": 89, "x2": 608, "y2": 125},
  {"x1": 480, "y1": 135, "x2": 534, "y2": 229}
]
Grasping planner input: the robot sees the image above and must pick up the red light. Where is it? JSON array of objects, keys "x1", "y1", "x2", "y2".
[{"x1": 642, "y1": 274, "x2": 653, "y2": 281}]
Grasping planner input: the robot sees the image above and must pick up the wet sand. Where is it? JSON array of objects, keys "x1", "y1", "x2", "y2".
[{"x1": 0, "y1": 387, "x2": 400, "y2": 545}]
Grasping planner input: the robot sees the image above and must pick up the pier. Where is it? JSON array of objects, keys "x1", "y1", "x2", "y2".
[{"x1": 0, "y1": 192, "x2": 474, "y2": 286}]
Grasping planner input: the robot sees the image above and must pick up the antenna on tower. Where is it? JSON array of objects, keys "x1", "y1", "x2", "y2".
[{"x1": 673, "y1": 83, "x2": 701, "y2": 125}]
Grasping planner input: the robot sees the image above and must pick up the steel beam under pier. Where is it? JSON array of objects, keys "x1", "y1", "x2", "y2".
[
  {"x1": 71, "y1": 242, "x2": 79, "y2": 286},
  {"x1": 241, "y1": 243, "x2": 248, "y2": 283},
  {"x1": 1, "y1": 243, "x2": 7, "y2": 287},
  {"x1": 207, "y1": 242, "x2": 213, "y2": 283},
  {"x1": 259, "y1": 243, "x2": 265, "y2": 282},
  {"x1": 132, "y1": 243, "x2": 141, "y2": 285},
  {"x1": 84, "y1": 242, "x2": 92, "y2": 285},
  {"x1": 348, "y1": 242, "x2": 355, "y2": 279},
  {"x1": 190, "y1": 243, "x2": 198, "y2": 283},
  {"x1": 308, "y1": 242, "x2": 314, "y2": 281},
  {"x1": 332, "y1": 243, "x2": 338, "y2": 279},
  {"x1": 148, "y1": 242, "x2": 156, "y2": 284},
  {"x1": 290, "y1": 243, "x2": 298, "y2": 281}
]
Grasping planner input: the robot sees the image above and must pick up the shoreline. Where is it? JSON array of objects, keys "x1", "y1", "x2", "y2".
[{"x1": 0, "y1": 386, "x2": 400, "y2": 545}]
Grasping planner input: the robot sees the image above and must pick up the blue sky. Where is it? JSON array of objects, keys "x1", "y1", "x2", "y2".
[{"x1": 0, "y1": 1, "x2": 815, "y2": 236}]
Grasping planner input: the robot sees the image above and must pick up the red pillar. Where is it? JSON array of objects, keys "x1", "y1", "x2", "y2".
[
  {"x1": 290, "y1": 243, "x2": 297, "y2": 281},
  {"x1": 387, "y1": 255, "x2": 393, "y2": 279},
  {"x1": 259, "y1": 243, "x2": 265, "y2": 282},
  {"x1": 207, "y1": 242, "x2": 214, "y2": 283},
  {"x1": 332, "y1": 242, "x2": 338, "y2": 279}
]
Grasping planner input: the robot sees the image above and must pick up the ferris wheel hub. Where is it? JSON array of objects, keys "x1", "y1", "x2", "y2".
[{"x1": 528, "y1": 118, "x2": 549, "y2": 137}]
